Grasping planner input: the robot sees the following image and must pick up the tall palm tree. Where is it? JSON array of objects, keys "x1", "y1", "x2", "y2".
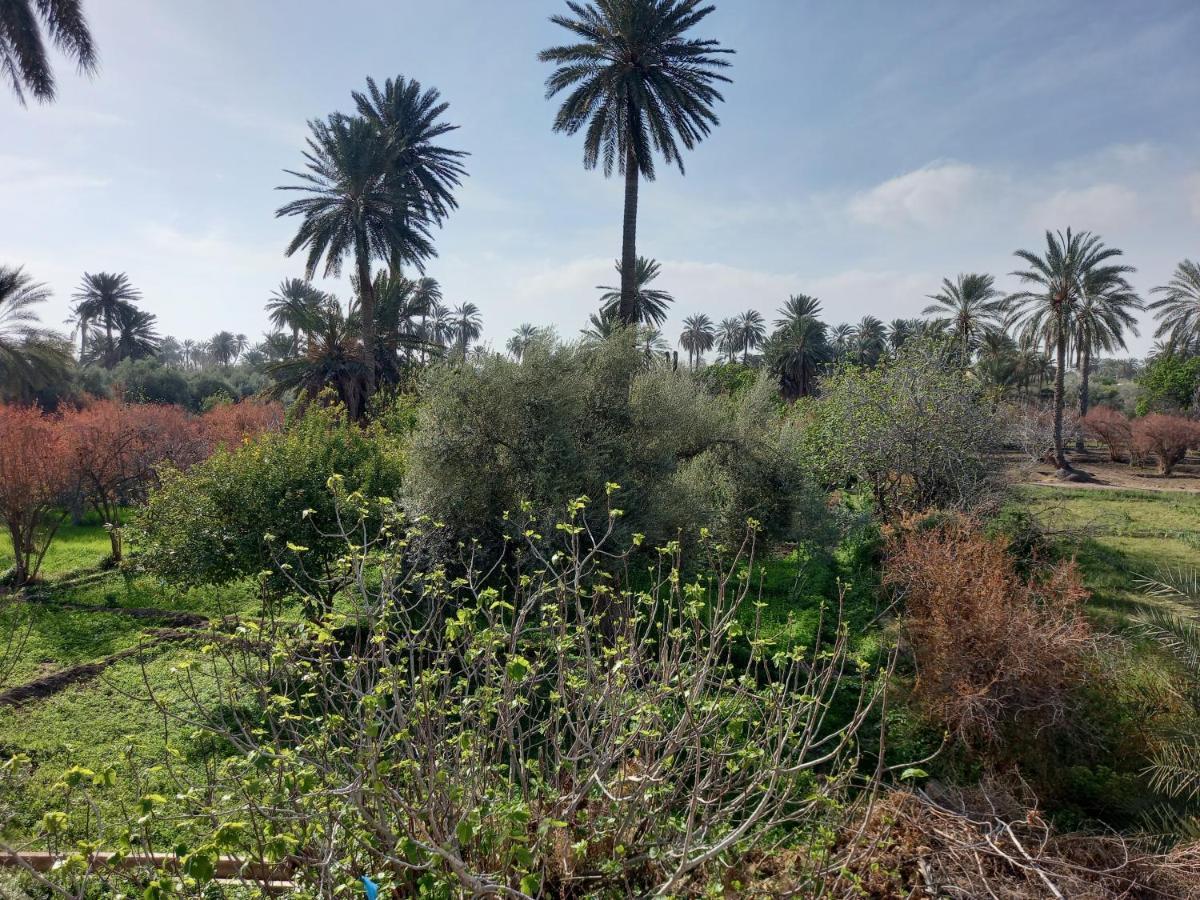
[
  {"x1": 108, "y1": 304, "x2": 159, "y2": 363},
  {"x1": 829, "y1": 323, "x2": 854, "y2": 362},
  {"x1": 636, "y1": 325, "x2": 669, "y2": 362},
  {"x1": 205, "y1": 331, "x2": 237, "y2": 368},
  {"x1": 1073, "y1": 267, "x2": 1141, "y2": 438},
  {"x1": 922, "y1": 273, "x2": 1005, "y2": 365},
  {"x1": 267, "y1": 278, "x2": 324, "y2": 354},
  {"x1": 276, "y1": 113, "x2": 436, "y2": 397},
  {"x1": 679, "y1": 312, "x2": 715, "y2": 369},
  {"x1": 1149, "y1": 260, "x2": 1200, "y2": 356},
  {"x1": 539, "y1": 0, "x2": 733, "y2": 324},
  {"x1": 597, "y1": 256, "x2": 674, "y2": 327},
  {"x1": 0, "y1": 265, "x2": 72, "y2": 401},
  {"x1": 450, "y1": 302, "x2": 482, "y2": 355},
  {"x1": 407, "y1": 276, "x2": 443, "y2": 362},
  {"x1": 774, "y1": 294, "x2": 822, "y2": 329},
  {"x1": 716, "y1": 316, "x2": 741, "y2": 363},
  {"x1": 1, "y1": 0, "x2": 96, "y2": 104},
  {"x1": 72, "y1": 272, "x2": 142, "y2": 368},
  {"x1": 352, "y1": 75, "x2": 468, "y2": 273},
  {"x1": 852, "y1": 315, "x2": 886, "y2": 367},
  {"x1": 736, "y1": 309, "x2": 766, "y2": 364},
  {"x1": 507, "y1": 323, "x2": 541, "y2": 360},
  {"x1": 765, "y1": 315, "x2": 830, "y2": 400},
  {"x1": 1008, "y1": 228, "x2": 1133, "y2": 470}
]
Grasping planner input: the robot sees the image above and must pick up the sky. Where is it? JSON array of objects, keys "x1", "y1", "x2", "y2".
[{"x1": 2, "y1": 0, "x2": 1199, "y2": 357}]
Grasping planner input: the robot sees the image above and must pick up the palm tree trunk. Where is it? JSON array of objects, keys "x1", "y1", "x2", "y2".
[
  {"x1": 1053, "y1": 330, "x2": 1069, "y2": 470},
  {"x1": 1076, "y1": 345, "x2": 1091, "y2": 452},
  {"x1": 356, "y1": 239, "x2": 377, "y2": 400},
  {"x1": 104, "y1": 315, "x2": 115, "y2": 369},
  {"x1": 619, "y1": 146, "x2": 639, "y2": 327}
]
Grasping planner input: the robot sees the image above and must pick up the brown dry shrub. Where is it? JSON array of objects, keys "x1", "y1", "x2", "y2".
[
  {"x1": 884, "y1": 519, "x2": 1093, "y2": 749},
  {"x1": 1131, "y1": 413, "x2": 1199, "y2": 475},
  {"x1": 1080, "y1": 406, "x2": 1132, "y2": 462}
]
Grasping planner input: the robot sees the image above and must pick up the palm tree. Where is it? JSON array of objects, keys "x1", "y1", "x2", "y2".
[
  {"x1": 1149, "y1": 260, "x2": 1200, "y2": 356},
  {"x1": 1, "y1": 0, "x2": 96, "y2": 104},
  {"x1": 597, "y1": 256, "x2": 674, "y2": 327},
  {"x1": 507, "y1": 323, "x2": 541, "y2": 361},
  {"x1": 636, "y1": 325, "x2": 669, "y2": 362},
  {"x1": 716, "y1": 317, "x2": 741, "y2": 363},
  {"x1": 1008, "y1": 228, "x2": 1133, "y2": 470},
  {"x1": 1073, "y1": 268, "x2": 1141, "y2": 444},
  {"x1": 351, "y1": 76, "x2": 468, "y2": 273},
  {"x1": 829, "y1": 323, "x2": 854, "y2": 362},
  {"x1": 267, "y1": 301, "x2": 369, "y2": 420},
  {"x1": 539, "y1": 0, "x2": 733, "y2": 324},
  {"x1": 408, "y1": 276, "x2": 443, "y2": 362},
  {"x1": 450, "y1": 302, "x2": 482, "y2": 355},
  {"x1": 736, "y1": 309, "x2": 766, "y2": 364},
  {"x1": 852, "y1": 315, "x2": 886, "y2": 367},
  {"x1": 885, "y1": 318, "x2": 918, "y2": 354},
  {"x1": 679, "y1": 313, "x2": 715, "y2": 369},
  {"x1": 765, "y1": 316, "x2": 830, "y2": 400},
  {"x1": 109, "y1": 305, "x2": 159, "y2": 362},
  {"x1": 580, "y1": 309, "x2": 623, "y2": 344},
  {"x1": 0, "y1": 266, "x2": 72, "y2": 401},
  {"x1": 267, "y1": 278, "x2": 324, "y2": 354},
  {"x1": 72, "y1": 272, "x2": 142, "y2": 368},
  {"x1": 922, "y1": 273, "x2": 1005, "y2": 365},
  {"x1": 276, "y1": 114, "x2": 436, "y2": 398},
  {"x1": 209, "y1": 331, "x2": 238, "y2": 368},
  {"x1": 774, "y1": 294, "x2": 822, "y2": 329}
]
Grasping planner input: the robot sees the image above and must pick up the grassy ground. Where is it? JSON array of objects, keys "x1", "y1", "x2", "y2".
[
  {"x1": 0, "y1": 513, "x2": 117, "y2": 581},
  {"x1": 1012, "y1": 485, "x2": 1200, "y2": 631}
]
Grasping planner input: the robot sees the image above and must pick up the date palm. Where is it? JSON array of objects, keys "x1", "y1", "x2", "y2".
[
  {"x1": 1072, "y1": 267, "x2": 1141, "y2": 445},
  {"x1": 774, "y1": 294, "x2": 822, "y2": 329},
  {"x1": 1008, "y1": 228, "x2": 1133, "y2": 470},
  {"x1": 450, "y1": 302, "x2": 482, "y2": 355},
  {"x1": 829, "y1": 323, "x2": 854, "y2": 361},
  {"x1": 267, "y1": 278, "x2": 324, "y2": 354},
  {"x1": 679, "y1": 312, "x2": 715, "y2": 369},
  {"x1": 208, "y1": 331, "x2": 238, "y2": 368},
  {"x1": 765, "y1": 315, "x2": 829, "y2": 400},
  {"x1": 1149, "y1": 260, "x2": 1200, "y2": 356},
  {"x1": 352, "y1": 75, "x2": 468, "y2": 273},
  {"x1": 276, "y1": 113, "x2": 436, "y2": 397},
  {"x1": 922, "y1": 273, "x2": 1005, "y2": 365},
  {"x1": 581, "y1": 309, "x2": 622, "y2": 344},
  {"x1": 597, "y1": 256, "x2": 674, "y2": 327},
  {"x1": 111, "y1": 305, "x2": 159, "y2": 362},
  {"x1": 852, "y1": 315, "x2": 886, "y2": 367},
  {"x1": 736, "y1": 309, "x2": 766, "y2": 364},
  {"x1": 72, "y1": 272, "x2": 142, "y2": 368},
  {"x1": 267, "y1": 300, "x2": 368, "y2": 420},
  {"x1": 507, "y1": 323, "x2": 541, "y2": 361},
  {"x1": 539, "y1": 0, "x2": 733, "y2": 324},
  {"x1": 0, "y1": 265, "x2": 72, "y2": 401},
  {"x1": 1, "y1": 0, "x2": 96, "y2": 104},
  {"x1": 716, "y1": 316, "x2": 740, "y2": 363}
]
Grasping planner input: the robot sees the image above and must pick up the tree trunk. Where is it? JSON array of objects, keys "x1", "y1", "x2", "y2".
[
  {"x1": 619, "y1": 146, "x2": 639, "y2": 327},
  {"x1": 356, "y1": 239, "x2": 377, "y2": 402},
  {"x1": 105, "y1": 315, "x2": 115, "y2": 369},
  {"x1": 1076, "y1": 345, "x2": 1091, "y2": 452},
  {"x1": 1053, "y1": 329, "x2": 1069, "y2": 470}
]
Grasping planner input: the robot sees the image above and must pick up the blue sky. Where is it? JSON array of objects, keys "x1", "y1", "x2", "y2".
[{"x1": 3, "y1": 0, "x2": 1198, "y2": 355}]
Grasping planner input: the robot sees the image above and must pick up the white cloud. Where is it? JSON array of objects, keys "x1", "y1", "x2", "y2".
[
  {"x1": 848, "y1": 161, "x2": 983, "y2": 228},
  {"x1": 1027, "y1": 183, "x2": 1140, "y2": 231},
  {"x1": 0, "y1": 155, "x2": 110, "y2": 194}
]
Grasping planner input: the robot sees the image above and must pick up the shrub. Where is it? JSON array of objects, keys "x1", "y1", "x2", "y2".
[
  {"x1": 137, "y1": 404, "x2": 404, "y2": 617},
  {"x1": 138, "y1": 497, "x2": 878, "y2": 897},
  {"x1": 197, "y1": 398, "x2": 283, "y2": 454},
  {"x1": 804, "y1": 344, "x2": 1001, "y2": 517},
  {"x1": 405, "y1": 336, "x2": 819, "y2": 556},
  {"x1": 884, "y1": 519, "x2": 1092, "y2": 749},
  {"x1": 0, "y1": 405, "x2": 73, "y2": 584},
  {"x1": 1080, "y1": 406, "x2": 1132, "y2": 462},
  {"x1": 1131, "y1": 413, "x2": 1198, "y2": 475},
  {"x1": 1135, "y1": 354, "x2": 1200, "y2": 415}
]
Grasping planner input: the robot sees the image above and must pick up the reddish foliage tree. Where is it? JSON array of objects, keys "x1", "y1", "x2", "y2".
[
  {"x1": 0, "y1": 405, "x2": 74, "y2": 584},
  {"x1": 199, "y1": 400, "x2": 283, "y2": 455},
  {"x1": 1079, "y1": 406, "x2": 1132, "y2": 462},
  {"x1": 1131, "y1": 413, "x2": 1199, "y2": 476},
  {"x1": 62, "y1": 401, "x2": 204, "y2": 560},
  {"x1": 884, "y1": 518, "x2": 1092, "y2": 750}
]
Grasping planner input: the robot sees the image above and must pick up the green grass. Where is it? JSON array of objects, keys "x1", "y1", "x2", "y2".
[
  {"x1": 0, "y1": 516, "x2": 118, "y2": 581},
  {"x1": 1012, "y1": 486, "x2": 1200, "y2": 631}
]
